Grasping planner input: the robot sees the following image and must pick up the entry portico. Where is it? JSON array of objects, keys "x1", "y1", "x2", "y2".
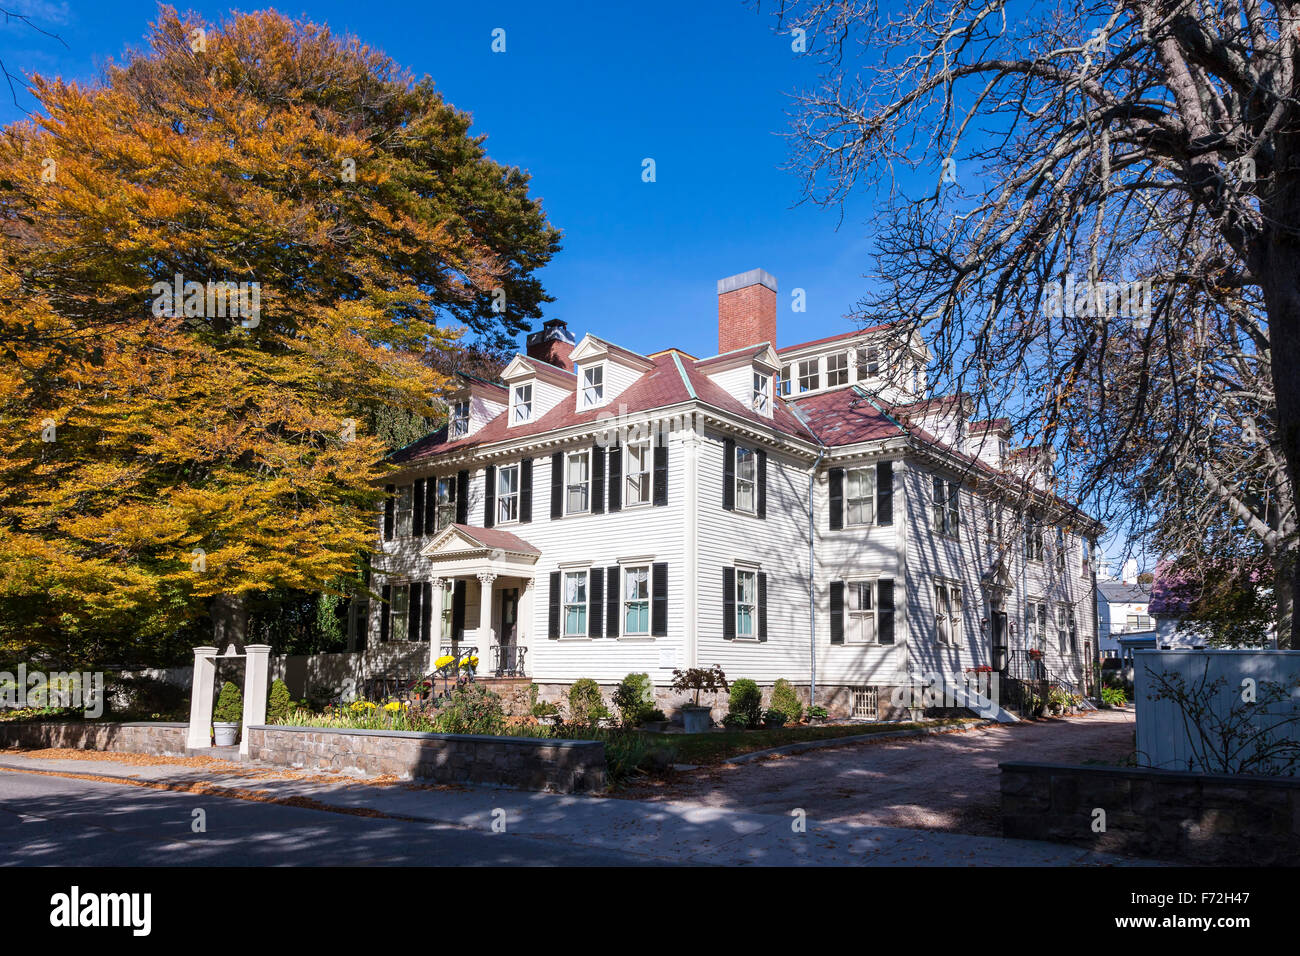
[{"x1": 419, "y1": 523, "x2": 540, "y2": 677}]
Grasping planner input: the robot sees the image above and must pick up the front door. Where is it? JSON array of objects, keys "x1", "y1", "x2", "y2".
[
  {"x1": 497, "y1": 587, "x2": 519, "y2": 675},
  {"x1": 991, "y1": 610, "x2": 1009, "y2": 674}
]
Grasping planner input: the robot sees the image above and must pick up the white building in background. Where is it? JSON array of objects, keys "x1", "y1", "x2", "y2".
[{"x1": 361, "y1": 268, "x2": 1102, "y2": 718}]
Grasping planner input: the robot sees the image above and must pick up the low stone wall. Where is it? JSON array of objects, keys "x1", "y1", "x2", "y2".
[
  {"x1": 1001, "y1": 760, "x2": 1300, "y2": 864},
  {"x1": 246, "y1": 725, "x2": 606, "y2": 793},
  {"x1": 0, "y1": 721, "x2": 189, "y2": 756}
]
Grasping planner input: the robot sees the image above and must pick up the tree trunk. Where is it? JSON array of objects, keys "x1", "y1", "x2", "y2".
[{"x1": 210, "y1": 593, "x2": 248, "y2": 652}]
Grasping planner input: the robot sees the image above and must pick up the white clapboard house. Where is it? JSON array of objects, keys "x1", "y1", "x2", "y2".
[{"x1": 359, "y1": 269, "x2": 1101, "y2": 718}]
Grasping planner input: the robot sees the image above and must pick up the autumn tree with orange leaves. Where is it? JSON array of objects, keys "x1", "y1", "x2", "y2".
[{"x1": 0, "y1": 7, "x2": 560, "y2": 666}]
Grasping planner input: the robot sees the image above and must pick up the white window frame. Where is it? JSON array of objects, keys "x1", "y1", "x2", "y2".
[
  {"x1": 935, "y1": 580, "x2": 962, "y2": 645},
  {"x1": 1025, "y1": 524, "x2": 1045, "y2": 562},
  {"x1": 797, "y1": 358, "x2": 819, "y2": 393},
  {"x1": 562, "y1": 569, "x2": 589, "y2": 638},
  {"x1": 1056, "y1": 527, "x2": 1067, "y2": 571},
  {"x1": 565, "y1": 450, "x2": 591, "y2": 515},
  {"x1": 752, "y1": 371, "x2": 770, "y2": 414},
  {"x1": 846, "y1": 579, "x2": 879, "y2": 645},
  {"x1": 394, "y1": 485, "x2": 413, "y2": 538},
  {"x1": 434, "y1": 476, "x2": 456, "y2": 532},
  {"x1": 625, "y1": 440, "x2": 652, "y2": 507},
  {"x1": 511, "y1": 383, "x2": 533, "y2": 424},
  {"x1": 857, "y1": 346, "x2": 880, "y2": 378},
  {"x1": 826, "y1": 351, "x2": 849, "y2": 387},
  {"x1": 623, "y1": 565, "x2": 651, "y2": 637},
  {"x1": 845, "y1": 466, "x2": 876, "y2": 526},
  {"x1": 1025, "y1": 599, "x2": 1048, "y2": 650},
  {"x1": 449, "y1": 400, "x2": 470, "y2": 438},
  {"x1": 778, "y1": 364, "x2": 792, "y2": 396},
  {"x1": 581, "y1": 364, "x2": 605, "y2": 408},
  {"x1": 1057, "y1": 604, "x2": 1071, "y2": 654},
  {"x1": 931, "y1": 477, "x2": 960, "y2": 537},
  {"x1": 735, "y1": 445, "x2": 757, "y2": 514},
  {"x1": 735, "y1": 568, "x2": 758, "y2": 640},
  {"x1": 390, "y1": 584, "x2": 410, "y2": 641},
  {"x1": 497, "y1": 463, "x2": 520, "y2": 524}
]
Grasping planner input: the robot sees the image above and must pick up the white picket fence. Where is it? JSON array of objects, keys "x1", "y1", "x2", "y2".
[{"x1": 1133, "y1": 649, "x2": 1300, "y2": 774}]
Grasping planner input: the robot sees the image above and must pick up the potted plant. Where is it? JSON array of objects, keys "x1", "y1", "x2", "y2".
[
  {"x1": 762, "y1": 708, "x2": 787, "y2": 729},
  {"x1": 212, "y1": 681, "x2": 243, "y2": 746},
  {"x1": 640, "y1": 708, "x2": 669, "y2": 733},
  {"x1": 530, "y1": 700, "x2": 561, "y2": 726},
  {"x1": 806, "y1": 704, "x2": 829, "y2": 724},
  {"x1": 670, "y1": 665, "x2": 728, "y2": 733}
]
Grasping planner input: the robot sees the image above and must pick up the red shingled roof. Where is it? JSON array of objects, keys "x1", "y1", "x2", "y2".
[
  {"x1": 788, "y1": 389, "x2": 906, "y2": 446},
  {"x1": 447, "y1": 524, "x2": 540, "y2": 556}
]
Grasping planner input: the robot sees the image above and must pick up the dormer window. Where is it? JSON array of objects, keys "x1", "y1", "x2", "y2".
[
  {"x1": 512, "y1": 383, "x2": 533, "y2": 424},
  {"x1": 827, "y1": 352, "x2": 848, "y2": 387},
  {"x1": 857, "y1": 347, "x2": 880, "y2": 378},
  {"x1": 752, "y1": 372, "x2": 770, "y2": 414},
  {"x1": 581, "y1": 365, "x2": 604, "y2": 408},
  {"x1": 449, "y1": 400, "x2": 470, "y2": 438},
  {"x1": 798, "y1": 359, "x2": 819, "y2": 393}
]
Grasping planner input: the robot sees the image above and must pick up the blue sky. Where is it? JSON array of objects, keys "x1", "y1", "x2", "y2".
[{"x1": 0, "y1": 0, "x2": 884, "y2": 358}]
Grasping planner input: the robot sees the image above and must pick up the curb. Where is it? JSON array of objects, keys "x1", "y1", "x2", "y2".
[{"x1": 722, "y1": 719, "x2": 997, "y2": 764}]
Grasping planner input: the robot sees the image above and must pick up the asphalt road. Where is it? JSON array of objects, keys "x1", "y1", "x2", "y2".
[{"x1": 0, "y1": 771, "x2": 639, "y2": 866}]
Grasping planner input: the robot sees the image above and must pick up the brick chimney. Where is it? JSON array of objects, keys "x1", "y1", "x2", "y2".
[
  {"x1": 718, "y1": 268, "x2": 777, "y2": 354},
  {"x1": 526, "y1": 318, "x2": 576, "y2": 371}
]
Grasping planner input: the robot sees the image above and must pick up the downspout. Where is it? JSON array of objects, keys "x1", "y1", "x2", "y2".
[{"x1": 791, "y1": 405, "x2": 827, "y2": 708}]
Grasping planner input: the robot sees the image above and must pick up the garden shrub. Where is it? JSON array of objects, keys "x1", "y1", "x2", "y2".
[
  {"x1": 106, "y1": 675, "x2": 187, "y2": 718},
  {"x1": 435, "y1": 683, "x2": 505, "y2": 735},
  {"x1": 727, "y1": 678, "x2": 762, "y2": 728},
  {"x1": 213, "y1": 682, "x2": 243, "y2": 723},
  {"x1": 568, "y1": 678, "x2": 609, "y2": 724},
  {"x1": 612, "y1": 672, "x2": 654, "y2": 726},
  {"x1": 770, "y1": 678, "x2": 802, "y2": 723},
  {"x1": 267, "y1": 679, "x2": 293, "y2": 723}
]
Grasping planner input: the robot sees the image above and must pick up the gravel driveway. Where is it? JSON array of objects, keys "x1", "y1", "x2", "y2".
[{"x1": 623, "y1": 709, "x2": 1137, "y2": 836}]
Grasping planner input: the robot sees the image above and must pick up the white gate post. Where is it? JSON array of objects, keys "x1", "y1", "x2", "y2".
[
  {"x1": 186, "y1": 646, "x2": 218, "y2": 749},
  {"x1": 242, "y1": 644, "x2": 271, "y2": 757}
]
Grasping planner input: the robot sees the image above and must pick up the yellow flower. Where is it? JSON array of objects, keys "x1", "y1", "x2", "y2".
[
  {"x1": 383, "y1": 700, "x2": 401, "y2": 712},
  {"x1": 435, "y1": 655, "x2": 456, "y2": 669}
]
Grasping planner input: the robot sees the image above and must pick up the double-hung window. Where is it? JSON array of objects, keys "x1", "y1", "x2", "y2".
[
  {"x1": 735, "y1": 446, "x2": 756, "y2": 513},
  {"x1": 778, "y1": 364, "x2": 792, "y2": 396},
  {"x1": 624, "y1": 565, "x2": 650, "y2": 636},
  {"x1": 566, "y1": 450, "x2": 590, "y2": 514},
  {"x1": 848, "y1": 581, "x2": 876, "y2": 643},
  {"x1": 434, "y1": 476, "x2": 456, "y2": 532},
  {"x1": 735, "y1": 569, "x2": 758, "y2": 639},
  {"x1": 449, "y1": 401, "x2": 470, "y2": 438},
  {"x1": 582, "y1": 365, "x2": 604, "y2": 407},
  {"x1": 857, "y1": 346, "x2": 880, "y2": 378},
  {"x1": 752, "y1": 372, "x2": 770, "y2": 414},
  {"x1": 626, "y1": 441, "x2": 652, "y2": 506},
  {"x1": 826, "y1": 352, "x2": 848, "y2": 386},
  {"x1": 562, "y1": 570, "x2": 588, "y2": 637},
  {"x1": 512, "y1": 384, "x2": 533, "y2": 424},
  {"x1": 1056, "y1": 527, "x2": 1066, "y2": 572},
  {"x1": 390, "y1": 585, "x2": 409, "y2": 641},
  {"x1": 1057, "y1": 605, "x2": 1073, "y2": 654},
  {"x1": 931, "y1": 477, "x2": 960, "y2": 536},
  {"x1": 935, "y1": 581, "x2": 962, "y2": 644},
  {"x1": 1025, "y1": 600, "x2": 1048, "y2": 650},
  {"x1": 845, "y1": 467, "x2": 876, "y2": 526},
  {"x1": 394, "y1": 485, "x2": 413, "y2": 538},
  {"x1": 798, "y1": 358, "x2": 819, "y2": 393},
  {"x1": 497, "y1": 463, "x2": 519, "y2": 524},
  {"x1": 1025, "y1": 525, "x2": 1045, "y2": 562}
]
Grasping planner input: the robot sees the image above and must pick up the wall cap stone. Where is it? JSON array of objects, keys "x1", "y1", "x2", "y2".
[
  {"x1": 248, "y1": 725, "x2": 603, "y2": 749},
  {"x1": 1000, "y1": 760, "x2": 1300, "y2": 789}
]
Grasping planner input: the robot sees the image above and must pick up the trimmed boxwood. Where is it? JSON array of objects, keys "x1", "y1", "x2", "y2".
[
  {"x1": 213, "y1": 681, "x2": 243, "y2": 723},
  {"x1": 727, "y1": 678, "x2": 763, "y2": 729},
  {"x1": 771, "y1": 678, "x2": 803, "y2": 723}
]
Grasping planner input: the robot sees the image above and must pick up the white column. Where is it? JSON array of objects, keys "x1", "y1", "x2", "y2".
[
  {"x1": 241, "y1": 644, "x2": 271, "y2": 757},
  {"x1": 477, "y1": 572, "x2": 496, "y2": 670},
  {"x1": 519, "y1": 577, "x2": 535, "y2": 676},
  {"x1": 427, "y1": 577, "x2": 445, "y2": 673},
  {"x1": 186, "y1": 647, "x2": 217, "y2": 749}
]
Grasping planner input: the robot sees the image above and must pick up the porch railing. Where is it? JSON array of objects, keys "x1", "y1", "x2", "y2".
[{"x1": 490, "y1": 644, "x2": 528, "y2": 678}]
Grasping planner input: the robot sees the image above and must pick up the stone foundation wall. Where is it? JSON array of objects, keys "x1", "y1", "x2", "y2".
[
  {"x1": 1000, "y1": 760, "x2": 1300, "y2": 864},
  {"x1": 0, "y1": 721, "x2": 188, "y2": 756},
  {"x1": 247, "y1": 725, "x2": 605, "y2": 793}
]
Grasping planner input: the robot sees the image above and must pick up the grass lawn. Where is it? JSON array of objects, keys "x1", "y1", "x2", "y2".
[{"x1": 641, "y1": 718, "x2": 980, "y2": 765}]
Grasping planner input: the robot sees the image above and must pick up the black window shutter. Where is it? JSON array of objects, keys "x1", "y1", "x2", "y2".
[
  {"x1": 548, "y1": 571, "x2": 561, "y2": 639},
  {"x1": 878, "y1": 578, "x2": 895, "y2": 645},
  {"x1": 383, "y1": 484, "x2": 395, "y2": 540},
  {"x1": 408, "y1": 582, "x2": 421, "y2": 642},
  {"x1": 421, "y1": 582, "x2": 434, "y2": 642},
  {"x1": 652, "y1": 562, "x2": 668, "y2": 636},
  {"x1": 830, "y1": 580, "x2": 844, "y2": 644},
  {"x1": 451, "y1": 580, "x2": 466, "y2": 640},
  {"x1": 758, "y1": 571, "x2": 768, "y2": 641},
  {"x1": 877, "y1": 461, "x2": 894, "y2": 526},
  {"x1": 520, "y1": 458, "x2": 533, "y2": 523},
  {"x1": 591, "y1": 444, "x2": 606, "y2": 515},
  {"x1": 606, "y1": 566, "x2": 620, "y2": 637},
  {"x1": 607, "y1": 443, "x2": 622, "y2": 512},
  {"x1": 756, "y1": 450, "x2": 767, "y2": 519},
  {"x1": 455, "y1": 470, "x2": 469, "y2": 525},
  {"x1": 550, "y1": 451, "x2": 564, "y2": 519},
  {"x1": 424, "y1": 480, "x2": 438, "y2": 535},
  {"x1": 589, "y1": 569, "x2": 604, "y2": 636},
  {"x1": 722, "y1": 566, "x2": 736, "y2": 639},
  {"x1": 653, "y1": 441, "x2": 668, "y2": 506},
  {"x1": 380, "y1": 583, "x2": 391, "y2": 643},
  {"x1": 412, "y1": 479, "x2": 425, "y2": 538},
  {"x1": 484, "y1": 464, "x2": 497, "y2": 528},
  {"x1": 723, "y1": 438, "x2": 736, "y2": 511},
  {"x1": 829, "y1": 468, "x2": 844, "y2": 531}
]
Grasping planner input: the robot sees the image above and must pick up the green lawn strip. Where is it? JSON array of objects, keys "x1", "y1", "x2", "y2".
[{"x1": 643, "y1": 718, "x2": 978, "y2": 765}]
